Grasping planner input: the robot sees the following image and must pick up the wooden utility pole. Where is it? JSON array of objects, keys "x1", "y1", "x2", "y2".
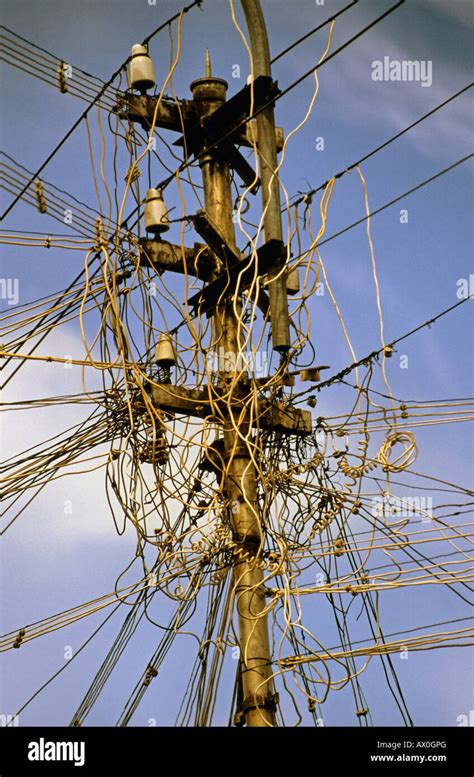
[
  {"x1": 241, "y1": 0, "x2": 297, "y2": 352},
  {"x1": 190, "y1": 56, "x2": 277, "y2": 728},
  {"x1": 119, "y1": 0, "x2": 315, "y2": 726}
]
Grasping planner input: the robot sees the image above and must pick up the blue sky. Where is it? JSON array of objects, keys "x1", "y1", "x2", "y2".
[{"x1": 1, "y1": 0, "x2": 473, "y2": 727}]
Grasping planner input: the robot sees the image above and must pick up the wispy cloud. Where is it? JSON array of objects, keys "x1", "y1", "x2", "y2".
[
  {"x1": 319, "y1": 33, "x2": 472, "y2": 158},
  {"x1": 413, "y1": 0, "x2": 474, "y2": 27}
]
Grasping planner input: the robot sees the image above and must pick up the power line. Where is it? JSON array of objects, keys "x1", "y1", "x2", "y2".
[
  {"x1": 0, "y1": 259, "x2": 102, "y2": 390},
  {"x1": 0, "y1": 0, "x2": 204, "y2": 223},
  {"x1": 0, "y1": 24, "x2": 108, "y2": 83},
  {"x1": 0, "y1": 37, "x2": 121, "y2": 114},
  {"x1": 10, "y1": 600, "x2": 125, "y2": 723},
  {"x1": 308, "y1": 616, "x2": 473, "y2": 656},
  {"x1": 289, "y1": 82, "x2": 473, "y2": 209},
  {"x1": 339, "y1": 381, "x2": 474, "y2": 406},
  {"x1": 317, "y1": 153, "x2": 473, "y2": 246},
  {"x1": 122, "y1": 0, "x2": 405, "y2": 228},
  {"x1": 188, "y1": 1, "x2": 405, "y2": 184},
  {"x1": 276, "y1": 154, "x2": 472, "y2": 279},
  {"x1": 238, "y1": 86, "x2": 472, "y2": 255},
  {"x1": 294, "y1": 295, "x2": 472, "y2": 398},
  {"x1": 3, "y1": 0, "x2": 471, "y2": 730},
  {"x1": 277, "y1": 0, "x2": 405, "y2": 102},
  {"x1": 1, "y1": 150, "x2": 103, "y2": 218},
  {"x1": 0, "y1": 227, "x2": 92, "y2": 238},
  {"x1": 271, "y1": 0, "x2": 358, "y2": 64}
]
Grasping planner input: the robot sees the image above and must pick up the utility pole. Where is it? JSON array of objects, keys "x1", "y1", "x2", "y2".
[
  {"x1": 241, "y1": 0, "x2": 297, "y2": 353},
  {"x1": 119, "y1": 0, "x2": 315, "y2": 726},
  {"x1": 190, "y1": 54, "x2": 277, "y2": 728}
]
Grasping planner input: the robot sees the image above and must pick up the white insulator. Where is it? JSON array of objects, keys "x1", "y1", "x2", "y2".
[
  {"x1": 144, "y1": 188, "x2": 169, "y2": 233},
  {"x1": 155, "y1": 333, "x2": 176, "y2": 366},
  {"x1": 127, "y1": 44, "x2": 156, "y2": 92}
]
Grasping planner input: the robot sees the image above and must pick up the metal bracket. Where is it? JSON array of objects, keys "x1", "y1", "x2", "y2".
[
  {"x1": 241, "y1": 691, "x2": 280, "y2": 715},
  {"x1": 202, "y1": 76, "x2": 279, "y2": 140},
  {"x1": 173, "y1": 76, "x2": 280, "y2": 189},
  {"x1": 188, "y1": 210, "x2": 285, "y2": 316}
]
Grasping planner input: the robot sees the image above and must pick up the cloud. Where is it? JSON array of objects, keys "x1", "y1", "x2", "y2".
[
  {"x1": 1, "y1": 327, "x2": 116, "y2": 540},
  {"x1": 413, "y1": 0, "x2": 474, "y2": 26},
  {"x1": 319, "y1": 34, "x2": 472, "y2": 158}
]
